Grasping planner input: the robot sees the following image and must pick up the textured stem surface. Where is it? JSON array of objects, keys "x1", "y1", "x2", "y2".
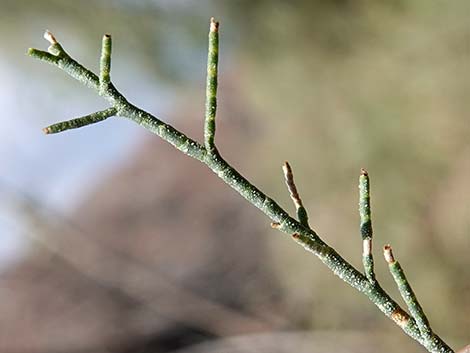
[
  {"x1": 99, "y1": 34, "x2": 112, "y2": 93},
  {"x1": 359, "y1": 169, "x2": 376, "y2": 283},
  {"x1": 384, "y1": 245, "x2": 433, "y2": 342},
  {"x1": 204, "y1": 17, "x2": 219, "y2": 153}
]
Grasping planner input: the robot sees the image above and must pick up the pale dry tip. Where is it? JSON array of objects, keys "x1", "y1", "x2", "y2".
[
  {"x1": 44, "y1": 30, "x2": 57, "y2": 44},
  {"x1": 42, "y1": 127, "x2": 51, "y2": 134},
  {"x1": 282, "y1": 161, "x2": 292, "y2": 179},
  {"x1": 283, "y1": 161, "x2": 302, "y2": 209},
  {"x1": 383, "y1": 244, "x2": 395, "y2": 264},
  {"x1": 210, "y1": 17, "x2": 219, "y2": 32}
]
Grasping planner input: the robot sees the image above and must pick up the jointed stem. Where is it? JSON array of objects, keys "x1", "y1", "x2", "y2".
[
  {"x1": 28, "y1": 19, "x2": 456, "y2": 353},
  {"x1": 359, "y1": 169, "x2": 376, "y2": 283}
]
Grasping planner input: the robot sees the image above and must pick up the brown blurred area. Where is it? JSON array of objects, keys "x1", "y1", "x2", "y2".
[{"x1": 0, "y1": 1, "x2": 469, "y2": 353}]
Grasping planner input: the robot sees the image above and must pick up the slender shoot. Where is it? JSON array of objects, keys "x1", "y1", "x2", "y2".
[
  {"x1": 359, "y1": 168, "x2": 375, "y2": 283},
  {"x1": 100, "y1": 34, "x2": 112, "y2": 93},
  {"x1": 43, "y1": 108, "x2": 117, "y2": 134},
  {"x1": 384, "y1": 245, "x2": 433, "y2": 340},
  {"x1": 282, "y1": 161, "x2": 309, "y2": 227},
  {"x1": 204, "y1": 17, "x2": 219, "y2": 153}
]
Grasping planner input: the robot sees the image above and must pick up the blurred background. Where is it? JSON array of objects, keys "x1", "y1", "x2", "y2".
[{"x1": 0, "y1": 1, "x2": 469, "y2": 352}]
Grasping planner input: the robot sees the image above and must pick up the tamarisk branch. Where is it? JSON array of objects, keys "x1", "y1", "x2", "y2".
[{"x1": 28, "y1": 19, "x2": 456, "y2": 353}]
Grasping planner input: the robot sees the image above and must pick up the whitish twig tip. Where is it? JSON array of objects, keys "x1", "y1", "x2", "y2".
[
  {"x1": 44, "y1": 30, "x2": 57, "y2": 44},
  {"x1": 361, "y1": 168, "x2": 368, "y2": 176},
  {"x1": 282, "y1": 161, "x2": 291, "y2": 172},
  {"x1": 383, "y1": 244, "x2": 395, "y2": 264},
  {"x1": 210, "y1": 17, "x2": 219, "y2": 32}
]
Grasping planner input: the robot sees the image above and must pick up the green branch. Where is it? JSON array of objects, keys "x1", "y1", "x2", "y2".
[
  {"x1": 28, "y1": 19, "x2": 455, "y2": 353},
  {"x1": 43, "y1": 108, "x2": 117, "y2": 134},
  {"x1": 204, "y1": 17, "x2": 219, "y2": 153},
  {"x1": 99, "y1": 34, "x2": 112, "y2": 94},
  {"x1": 384, "y1": 245, "x2": 433, "y2": 340}
]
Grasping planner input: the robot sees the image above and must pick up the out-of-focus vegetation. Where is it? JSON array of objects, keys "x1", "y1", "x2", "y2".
[{"x1": 0, "y1": 1, "x2": 468, "y2": 352}]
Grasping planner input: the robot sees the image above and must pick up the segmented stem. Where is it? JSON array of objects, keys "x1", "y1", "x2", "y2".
[{"x1": 359, "y1": 169, "x2": 375, "y2": 283}]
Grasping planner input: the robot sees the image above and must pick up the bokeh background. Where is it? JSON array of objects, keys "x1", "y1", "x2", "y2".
[{"x1": 0, "y1": 1, "x2": 469, "y2": 352}]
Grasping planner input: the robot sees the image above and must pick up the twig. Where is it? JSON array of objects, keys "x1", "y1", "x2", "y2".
[
  {"x1": 282, "y1": 161, "x2": 309, "y2": 227},
  {"x1": 28, "y1": 19, "x2": 455, "y2": 353},
  {"x1": 384, "y1": 245, "x2": 433, "y2": 340},
  {"x1": 43, "y1": 108, "x2": 117, "y2": 134},
  {"x1": 204, "y1": 17, "x2": 219, "y2": 153},
  {"x1": 359, "y1": 169, "x2": 375, "y2": 283},
  {"x1": 99, "y1": 34, "x2": 112, "y2": 94}
]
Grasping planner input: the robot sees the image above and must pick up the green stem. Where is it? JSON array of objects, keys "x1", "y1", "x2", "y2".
[
  {"x1": 384, "y1": 245, "x2": 433, "y2": 341},
  {"x1": 28, "y1": 23, "x2": 454, "y2": 353},
  {"x1": 43, "y1": 108, "x2": 117, "y2": 134},
  {"x1": 204, "y1": 17, "x2": 219, "y2": 153},
  {"x1": 359, "y1": 169, "x2": 376, "y2": 283},
  {"x1": 99, "y1": 34, "x2": 112, "y2": 93}
]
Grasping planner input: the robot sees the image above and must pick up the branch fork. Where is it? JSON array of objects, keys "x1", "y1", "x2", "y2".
[{"x1": 28, "y1": 19, "x2": 457, "y2": 353}]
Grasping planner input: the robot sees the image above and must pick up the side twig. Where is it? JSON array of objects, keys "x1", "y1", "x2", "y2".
[
  {"x1": 204, "y1": 17, "x2": 219, "y2": 153},
  {"x1": 384, "y1": 245, "x2": 433, "y2": 341},
  {"x1": 282, "y1": 161, "x2": 309, "y2": 228},
  {"x1": 28, "y1": 19, "x2": 456, "y2": 353},
  {"x1": 359, "y1": 168, "x2": 375, "y2": 283}
]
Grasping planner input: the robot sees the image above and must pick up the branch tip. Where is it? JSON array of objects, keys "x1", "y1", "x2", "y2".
[
  {"x1": 383, "y1": 244, "x2": 395, "y2": 264},
  {"x1": 360, "y1": 168, "x2": 368, "y2": 176},
  {"x1": 282, "y1": 161, "x2": 300, "y2": 207},
  {"x1": 44, "y1": 30, "x2": 57, "y2": 44},
  {"x1": 210, "y1": 17, "x2": 219, "y2": 32}
]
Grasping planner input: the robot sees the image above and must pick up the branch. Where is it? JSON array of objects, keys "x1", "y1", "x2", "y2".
[{"x1": 28, "y1": 20, "x2": 455, "y2": 353}]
